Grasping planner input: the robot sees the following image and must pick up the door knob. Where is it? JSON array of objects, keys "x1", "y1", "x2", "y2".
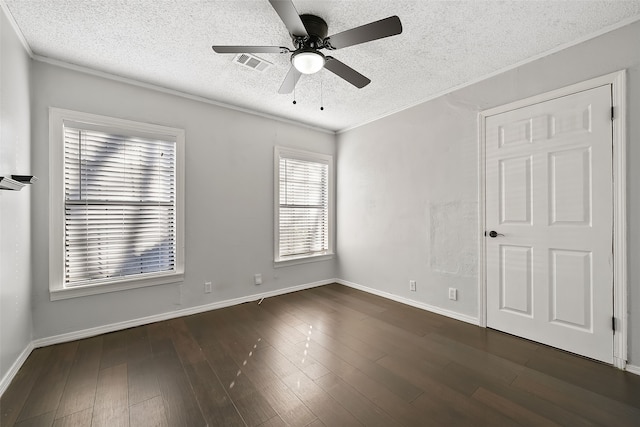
[{"x1": 487, "y1": 230, "x2": 504, "y2": 238}]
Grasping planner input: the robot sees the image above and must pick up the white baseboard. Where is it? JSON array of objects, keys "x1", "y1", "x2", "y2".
[
  {"x1": 0, "y1": 342, "x2": 34, "y2": 397},
  {"x1": 335, "y1": 279, "x2": 479, "y2": 326},
  {"x1": 626, "y1": 364, "x2": 640, "y2": 376},
  {"x1": 32, "y1": 279, "x2": 333, "y2": 348}
]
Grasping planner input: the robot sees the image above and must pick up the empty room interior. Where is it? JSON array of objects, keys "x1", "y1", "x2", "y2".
[{"x1": 2, "y1": 0, "x2": 640, "y2": 425}]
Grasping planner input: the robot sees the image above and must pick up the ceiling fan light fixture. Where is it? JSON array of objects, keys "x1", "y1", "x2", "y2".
[{"x1": 292, "y1": 50, "x2": 325, "y2": 74}]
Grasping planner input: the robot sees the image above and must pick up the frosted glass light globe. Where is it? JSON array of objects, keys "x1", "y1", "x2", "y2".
[{"x1": 292, "y1": 51, "x2": 325, "y2": 74}]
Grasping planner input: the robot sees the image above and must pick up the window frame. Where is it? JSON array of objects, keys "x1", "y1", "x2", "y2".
[
  {"x1": 274, "y1": 146, "x2": 335, "y2": 266},
  {"x1": 49, "y1": 108, "x2": 185, "y2": 300}
]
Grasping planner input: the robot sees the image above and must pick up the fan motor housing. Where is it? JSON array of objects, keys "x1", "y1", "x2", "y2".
[{"x1": 295, "y1": 14, "x2": 328, "y2": 49}]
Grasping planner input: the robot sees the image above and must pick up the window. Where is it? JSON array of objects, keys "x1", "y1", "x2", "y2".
[
  {"x1": 275, "y1": 147, "x2": 334, "y2": 264},
  {"x1": 49, "y1": 108, "x2": 184, "y2": 299}
]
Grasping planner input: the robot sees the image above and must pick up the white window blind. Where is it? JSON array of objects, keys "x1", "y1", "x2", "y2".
[
  {"x1": 63, "y1": 126, "x2": 177, "y2": 286},
  {"x1": 278, "y1": 153, "x2": 330, "y2": 260}
]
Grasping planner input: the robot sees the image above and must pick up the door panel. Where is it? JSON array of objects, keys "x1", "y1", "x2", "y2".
[
  {"x1": 550, "y1": 249, "x2": 592, "y2": 330},
  {"x1": 499, "y1": 156, "x2": 532, "y2": 224},
  {"x1": 485, "y1": 85, "x2": 613, "y2": 363},
  {"x1": 549, "y1": 147, "x2": 592, "y2": 225},
  {"x1": 499, "y1": 245, "x2": 533, "y2": 316}
]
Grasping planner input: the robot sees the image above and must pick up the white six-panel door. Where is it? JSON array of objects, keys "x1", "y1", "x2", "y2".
[{"x1": 485, "y1": 85, "x2": 613, "y2": 363}]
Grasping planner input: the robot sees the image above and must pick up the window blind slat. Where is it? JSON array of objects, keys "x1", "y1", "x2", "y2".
[
  {"x1": 64, "y1": 126, "x2": 177, "y2": 287},
  {"x1": 278, "y1": 156, "x2": 329, "y2": 259}
]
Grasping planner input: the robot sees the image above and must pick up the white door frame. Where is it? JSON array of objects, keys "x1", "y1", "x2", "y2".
[{"x1": 477, "y1": 70, "x2": 628, "y2": 369}]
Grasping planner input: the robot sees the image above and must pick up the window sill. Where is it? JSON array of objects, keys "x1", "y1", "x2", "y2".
[
  {"x1": 274, "y1": 253, "x2": 334, "y2": 268},
  {"x1": 49, "y1": 272, "x2": 184, "y2": 301}
]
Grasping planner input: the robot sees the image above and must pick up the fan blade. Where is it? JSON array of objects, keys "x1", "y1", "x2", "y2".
[
  {"x1": 325, "y1": 16, "x2": 402, "y2": 50},
  {"x1": 278, "y1": 66, "x2": 302, "y2": 94},
  {"x1": 324, "y1": 57, "x2": 370, "y2": 88},
  {"x1": 212, "y1": 46, "x2": 290, "y2": 54},
  {"x1": 268, "y1": 0, "x2": 308, "y2": 37}
]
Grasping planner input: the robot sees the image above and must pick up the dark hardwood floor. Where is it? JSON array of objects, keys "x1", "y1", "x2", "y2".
[{"x1": 2, "y1": 283, "x2": 639, "y2": 426}]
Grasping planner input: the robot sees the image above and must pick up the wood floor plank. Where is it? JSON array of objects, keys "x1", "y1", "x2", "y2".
[
  {"x1": 280, "y1": 371, "x2": 362, "y2": 427},
  {"x1": 307, "y1": 285, "x2": 387, "y2": 316},
  {"x1": 288, "y1": 327, "x2": 423, "y2": 402},
  {"x1": 127, "y1": 358, "x2": 161, "y2": 407},
  {"x1": 303, "y1": 419, "x2": 326, "y2": 427},
  {"x1": 164, "y1": 318, "x2": 208, "y2": 366},
  {"x1": 52, "y1": 408, "x2": 92, "y2": 427},
  {"x1": 54, "y1": 336, "x2": 102, "y2": 419},
  {"x1": 325, "y1": 284, "x2": 401, "y2": 311},
  {"x1": 182, "y1": 360, "x2": 245, "y2": 427},
  {"x1": 13, "y1": 410, "x2": 55, "y2": 427},
  {"x1": 472, "y1": 386, "x2": 561, "y2": 426},
  {"x1": 91, "y1": 363, "x2": 129, "y2": 427},
  {"x1": 129, "y1": 396, "x2": 168, "y2": 427},
  {"x1": 200, "y1": 342, "x2": 261, "y2": 401},
  {"x1": 259, "y1": 379, "x2": 317, "y2": 427},
  {"x1": 295, "y1": 288, "x2": 370, "y2": 322},
  {"x1": 315, "y1": 372, "x2": 402, "y2": 427},
  {"x1": 375, "y1": 353, "x2": 518, "y2": 426},
  {"x1": 439, "y1": 325, "x2": 539, "y2": 365},
  {"x1": 324, "y1": 365, "x2": 429, "y2": 426},
  {"x1": 150, "y1": 341, "x2": 206, "y2": 427},
  {"x1": 230, "y1": 390, "x2": 279, "y2": 427},
  {"x1": 423, "y1": 332, "x2": 524, "y2": 385},
  {"x1": 256, "y1": 415, "x2": 287, "y2": 427},
  {"x1": 98, "y1": 331, "x2": 128, "y2": 370},
  {"x1": 293, "y1": 318, "x2": 387, "y2": 363},
  {"x1": 235, "y1": 303, "x2": 308, "y2": 347},
  {"x1": 512, "y1": 369, "x2": 640, "y2": 426},
  {"x1": 267, "y1": 338, "x2": 332, "y2": 381},
  {"x1": 250, "y1": 298, "x2": 306, "y2": 329},
  {"x1": 17, "y1": 342, "x2": 79, "y2": 422},
  {"x1": 0, "y1": 347, "x2": 53, "y2": 426},
  {"x1": 198, "y1": 339, "x2": 278, "y2": 425},
  {"x1": 371, "y1": 306, "x2": 438, "y2": 337},
  {"x1": 478, "y1": 377, "x2": 598, "y2": 426},
  {"x1": 124, "y1": 326, "x2": 153, "y2": 365},
  {"x1": 526, "y1": 345, "x2": 640, "y2": 408}
]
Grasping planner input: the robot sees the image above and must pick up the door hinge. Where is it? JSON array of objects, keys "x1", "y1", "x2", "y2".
[
  {"x1": 611, "y1": 106, "x2": 615, "y2": 121},
  {"x1": 612, "y1": 316, "x2": 616, "y2": 332}
]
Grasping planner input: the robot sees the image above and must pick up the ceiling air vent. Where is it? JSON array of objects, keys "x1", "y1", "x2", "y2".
[{"x1": 234, "y1": 53, "x2": 272, "y2": 72}]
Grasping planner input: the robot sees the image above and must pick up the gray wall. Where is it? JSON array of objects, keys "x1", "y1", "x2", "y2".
[
  {"x1": 337, "y1": 21, "x2": 640, "y2": 365},
  {"x1": 29, "y1": 61, "x2": 336, "y2": 340},
  {"x1": 0, "y1": 9, "x2": 33, "y2": 384}
]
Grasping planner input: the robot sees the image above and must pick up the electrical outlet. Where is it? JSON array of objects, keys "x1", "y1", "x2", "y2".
[
  {"x1": 409, "y1": 280, "x2": 416, "y2": 291},
  {"x1": 204, "y1": 281, "x2": 212, "y2": 294},
  {"x1": 254, "y1": 274, "x2": 262, "y2": 285},
  {"x1": 448, "y1": 287, "x2": 457, "y2": 301}
]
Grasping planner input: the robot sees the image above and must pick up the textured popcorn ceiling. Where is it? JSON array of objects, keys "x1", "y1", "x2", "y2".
[{"x1": 5, "y1": 1, "x2": 640, "y2": 131}]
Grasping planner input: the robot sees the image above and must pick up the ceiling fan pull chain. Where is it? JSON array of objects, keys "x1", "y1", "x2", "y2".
[
  {"x1": 320, "y1": 79, "x2": 324, "y2": 111},
  {"x1": 293, "y1": 86, "x2": 297, "y2": 105}
]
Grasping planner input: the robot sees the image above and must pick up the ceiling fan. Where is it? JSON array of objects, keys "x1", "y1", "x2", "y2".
[{"x1": 212, "y1": 0, "x2": 402, "y2": 94}]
